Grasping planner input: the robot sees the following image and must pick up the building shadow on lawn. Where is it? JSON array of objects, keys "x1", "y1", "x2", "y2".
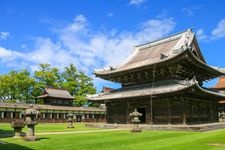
[
  {"x1": 0, "y1": 129, "x2": 14, "y2": 138},
  {"x1": 0, "y1": 140, "x2": 34, "y2": 150},
  {"x1": 0, "y1": 129, "x2": 50, "y2": 141}
]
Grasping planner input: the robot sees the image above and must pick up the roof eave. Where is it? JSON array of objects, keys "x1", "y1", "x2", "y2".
[
  {"x1": 186, "y1": 48, "x2": 225, "y2": 78},
  {"x1": 194, "y1": 84, "x2": 225, "y2": 100},
  {"x1": 86, "y1": 79, "x2": 197, "y2": 101},
  {"x1": 87, "y1": 82, "x2": 225, "y2": 102}
]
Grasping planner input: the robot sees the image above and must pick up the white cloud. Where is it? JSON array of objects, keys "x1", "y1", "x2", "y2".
[
  {"x1": 136, "y1": 18, "x2": 175, "y2": 43},
  {"x1": 21, "y1": 44, "x2": 27, "y2": 49},
  {"x1": 211, "y1": 19, "x2": 225, "y2": 40},
  {"x1": 107, "y1": 13, "x2": 114, "y2": 17},
  {"x1": 0, "y1": 14, "x2": 176, "y2": 90},
  {"x1": 182, "y1": 5, "x2": 201, "y2": 16},
  {"x1": 0, "y1": 46, "x2": 23, "y2": 61},
  {"x1": 58, "y1": 15, "x2": 175, "y2": 70},
  {"x1": 0, "y1": 32, "x2": 10, "y2": 40},
  {"x1": 27, "y1": 37, "x2": 76, "y2": 67},
  {"x1": 129, "y1": 0, "x2": 147, "y2": 5},
  {"x1": 197, "y1": 19, "x2": 225, "y2": 41},
  {"x1": 64, "y1": 14, "x2": 88, "y2": 33},
  {"x1": 182, "y1": 8, "x2": 194, "y2": 16},
  {"x1": 0, "y1": 46, "x2": 26, "y2": 69},
  {"x1": 196, "y1": 29, "x2": 208, "y2": 41}
]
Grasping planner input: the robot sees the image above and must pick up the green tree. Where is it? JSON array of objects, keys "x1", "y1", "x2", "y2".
[
  {"x1": 75, "y1": 71, "x2": 96, "y2": 106},
  {"x1": 61, "y1": 64, "x2": 79, "y2": 95},
  {"x1": 33, "y1": 64, "x2": 62, "y2": 97},
  {"x1": 0, "y1": 70, "x2": 35, "y2": 102},
  {"x1": 34, "y1": 64, "x2": 62, "y2": 87},
  {"x1": 12, "y1": 70, "x2": 35, "y2": 101},
  {"x1": 0, "y1": 63, "x2": 96, "y2": 106},
  {"x1": 0, "y1": 74, "x2": 11, "y2": 101},
  {"x1": 61, "y1": 64, "x2": 96, "y2": 106}
]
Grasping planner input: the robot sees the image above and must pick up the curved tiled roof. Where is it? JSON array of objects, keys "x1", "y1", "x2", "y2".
[
  {"x1": 94, "y1": 29, "x2": 194, "y2": 75},
  {"x1": 93, "y1": 29, "x2": 224, "y2": 79},
  {"x1": 86, "y1": 78, "x2": 225, "y2": 101},
  {"x1": 37, "y1": 87, "x2": 74, "y2": 99}
]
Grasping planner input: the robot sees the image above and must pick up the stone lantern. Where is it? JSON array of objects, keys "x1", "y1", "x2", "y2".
[
  {"x1": 130, "y1": 109, "x2": 142, "y2": 132},
  {"x1": 67, "y1": 112, "x2": 74, "y2": 128},
  {"x1": 23, "y1": 104, "x2": 40, "y2": 141},
  {"x1": 11, "y1": 119, "x2": 25, "y2": 138}
]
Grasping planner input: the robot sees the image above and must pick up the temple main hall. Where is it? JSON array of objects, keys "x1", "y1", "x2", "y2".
[{"x1": 87, "y1": 29, "x2": 225, "y2": 125}]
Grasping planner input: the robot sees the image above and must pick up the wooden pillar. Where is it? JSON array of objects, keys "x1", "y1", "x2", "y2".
[
  {"x1": 197, "y1": 101, "x2": 200, "y2": 124},
  {"x1": 150, "y1": 97, "x2": 153, "y2": 125},
  {"x1": 182, "y1": 97, "x2": 186, "y2": 125},
  {"x1": 104, "y1": 100, "x2": 107, "y2": 123},
  {"x1": 189, "y1": 99, "x2": 192, "y2": 124},
  {"x1": 115, "y1": 101, "x2": 118, "y2": 123},
  {"x1": 207, "y1": 102, "x2": 211, "y2": 122},
  {"x1": 168, "y1": 99, "x2": 171, "y2": 124},
  {"x1": 146, "y1": 97, "x2": 150, "y2": 124},
  {"x1": 126, "y1": 100, "x2": 130, "y2": 124},
  {"x1": 59, "y1": 110, "x2": 61, "y2": 123},
  {"x1": 216, "y1": 102, "x2": 219, "y2": 122}
]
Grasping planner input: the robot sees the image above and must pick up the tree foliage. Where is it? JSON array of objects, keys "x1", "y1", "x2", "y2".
[
  {"x1": 33, "y1": 64, "x2": 62, "y2": 98},
  {"x1": 34, "y1": 64, "x2": 62, "y2": 87},
  {"x1": 61, "y1": 64, "x2": 96, "y2": 106},
  {"x1": 0, "y1": 70, "x2": 35, "y2": 102},
  {"x1": 0, "y1": 64, "x2": 96, "y2": 106}
]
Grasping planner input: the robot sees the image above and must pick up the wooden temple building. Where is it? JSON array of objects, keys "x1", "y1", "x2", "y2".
[
  {"x1": 87, "y1": 29, "x2": 225, "y2": 125},
  {"x1": 0, "y1": 87, "x2": 106, "y2": 123},
  {"x1": 0, "y1": 102, "x2": 105, "y2": 123},
  {"x1": 36, "y1": 87, "x2": 74, "y2": 106}
]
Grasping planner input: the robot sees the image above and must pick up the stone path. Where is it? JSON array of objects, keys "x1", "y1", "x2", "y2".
[{"x1": 36, "y1": 128, "x2": 127, "y2": 135}]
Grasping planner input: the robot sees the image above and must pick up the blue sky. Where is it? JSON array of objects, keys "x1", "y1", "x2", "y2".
[{"x1": 0, "y1": 0, "x2": 225, "y2": 91}]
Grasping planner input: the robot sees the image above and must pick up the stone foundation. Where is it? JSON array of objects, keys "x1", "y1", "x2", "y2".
[{"x1": 85, "y1": 122, "x2": 225, "y2": 132}]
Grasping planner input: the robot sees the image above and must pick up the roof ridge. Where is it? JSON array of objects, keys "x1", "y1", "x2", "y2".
[
  {"x1": 46, "y1": 87, "x2": 69, "y2": 91},
  {"x1": 135, "y1": 28, "x2": 191, "y2": 48}
]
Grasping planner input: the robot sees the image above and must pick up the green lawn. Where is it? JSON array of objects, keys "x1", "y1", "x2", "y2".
[
  {"x1": 1, "y1": 123, "x2": 225, "y2": 150},
  {"x1": 0, "y1": 123, "x2": 101, "y2": 135}
]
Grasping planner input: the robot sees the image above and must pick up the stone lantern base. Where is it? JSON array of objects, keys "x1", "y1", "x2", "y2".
[
  {"x1": 67, "y1": 121, "x2": 74, "y2": 128},
  {"x1": 130, "y1": 128, "x2": 142, "y2": 132},
  {"x1": 24, "y1": 125, "x2": 39, "y2": 141},
  {"x1": 13, "y1": 127, "x2": 24, "y2": 138},
  {"x1": 130, "y1": 123, "x2": 142, "y2": 133},
  {"x1": 24, "y1": 135, "x2": 38, "y2": 141}
]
